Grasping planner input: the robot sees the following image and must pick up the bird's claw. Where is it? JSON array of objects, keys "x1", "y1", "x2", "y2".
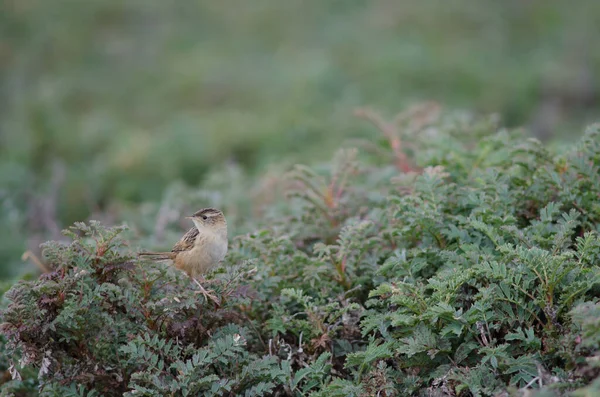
[{"x1": 192, "y1": 278, "x2": 220, "y2": 306}]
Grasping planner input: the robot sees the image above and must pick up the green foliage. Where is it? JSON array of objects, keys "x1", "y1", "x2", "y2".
[
  {"x1": 2, "y1": 114, "x2": 600, "y2": 395},
  {"x1": 0, "y1": 223, "x2": 285, "y2": 396}
]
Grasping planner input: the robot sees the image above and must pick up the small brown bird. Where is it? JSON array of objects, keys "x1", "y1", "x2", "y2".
[{"x1": 138, "y1": 208, "x2": 228, "y2": 279}]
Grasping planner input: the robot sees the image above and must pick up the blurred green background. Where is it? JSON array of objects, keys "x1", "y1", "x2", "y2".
[{"x1": 1, "y1": 0, "x2": 599, "y2": 279}]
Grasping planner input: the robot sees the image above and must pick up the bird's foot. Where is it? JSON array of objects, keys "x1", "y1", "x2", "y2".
[{"x1": 192, "y1": 278, "x2": 220, "y2": 306}]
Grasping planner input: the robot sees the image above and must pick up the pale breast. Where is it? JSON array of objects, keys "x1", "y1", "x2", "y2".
[
  {"x1": 177, "y1": 234, "x2": 227, "y2": 277},
  {"x1": 210, "y1": 238, "x2": 228, "y2": 263}
]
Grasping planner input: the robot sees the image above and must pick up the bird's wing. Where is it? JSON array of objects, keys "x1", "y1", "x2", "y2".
[{"x1": 171, "y1": 227, "x2": 199, "y2": 253}]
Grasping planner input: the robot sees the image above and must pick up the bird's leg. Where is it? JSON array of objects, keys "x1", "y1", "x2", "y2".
[{"x1": 192, "y1": 277, "x2": 220, "y2": 306}]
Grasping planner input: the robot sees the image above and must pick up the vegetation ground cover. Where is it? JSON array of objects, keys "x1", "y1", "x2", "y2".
[{"x1": 1, "y1": 109, "x2": 600, "y2": 396}]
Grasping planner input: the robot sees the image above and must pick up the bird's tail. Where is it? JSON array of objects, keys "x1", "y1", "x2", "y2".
[{"x1": 138, "y1": 252, "x2": 175, "y2": 261}]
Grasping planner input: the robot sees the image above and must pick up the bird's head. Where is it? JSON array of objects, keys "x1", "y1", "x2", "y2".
[{"x1": 186, "y1": 208, "x2": 227, "y2": 232}]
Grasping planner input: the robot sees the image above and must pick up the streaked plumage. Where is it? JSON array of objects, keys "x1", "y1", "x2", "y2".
[
  {"x1": 138, "y1": 208, "x2": 228, "y2": 278},
  {"x1": 172, "y1": 227, "x2": 199, "y2": 253}
]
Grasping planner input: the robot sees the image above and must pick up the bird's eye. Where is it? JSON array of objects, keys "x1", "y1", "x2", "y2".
[{"x1": 202, "y1": 215, "x2": 208, "y2": 220}]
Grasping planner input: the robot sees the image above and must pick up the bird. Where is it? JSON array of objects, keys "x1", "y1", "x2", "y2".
[{"x1": 138, "y1": 208, "x2": 228, "y2": 279}]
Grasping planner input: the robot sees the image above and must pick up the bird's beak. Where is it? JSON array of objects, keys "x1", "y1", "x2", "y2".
[{"x1": 185, "y1": 216, "x2": 193, "y2": 220}]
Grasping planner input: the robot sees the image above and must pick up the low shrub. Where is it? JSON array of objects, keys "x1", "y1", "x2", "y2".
[{"x1": 2, "y1": 110, "x2": 600, "y2": 396}]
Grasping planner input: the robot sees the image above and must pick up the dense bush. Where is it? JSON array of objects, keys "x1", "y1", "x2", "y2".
[{"x1": 2, "y1": 111, "x2": 600, "y2": 396}]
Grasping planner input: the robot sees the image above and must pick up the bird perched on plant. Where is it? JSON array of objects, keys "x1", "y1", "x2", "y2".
[{"x1": 138, "y1": 208, "x2": 228, "y2": 279}]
